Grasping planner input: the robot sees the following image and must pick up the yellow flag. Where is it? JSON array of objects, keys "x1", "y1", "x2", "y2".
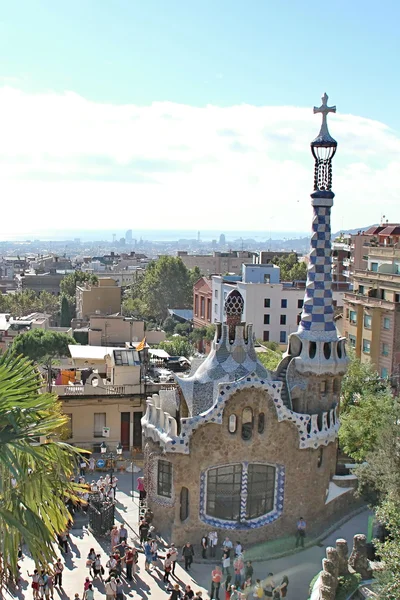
[{"x1": 136, "y1": 337, "x2": 146, "y2": 351}]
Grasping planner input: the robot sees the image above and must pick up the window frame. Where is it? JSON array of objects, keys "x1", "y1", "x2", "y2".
[
  {"x1": 264, "y1": 314, "x2": 270, "y2": 325},
  {"x1": 362, "y1": 339, "x2": 371, "y2": 354},
  {"x1": 157, "y1": 459, "x2": 173, "y2": 498},
  {"x1": 94, "y1": 412, "x2": 106, "y2": 438},
  {"x1": 279, "y1": 331, "x2": 286, "y2": 344},
  {"x1": 383, "y1": 317, "x2": 390, "y2": 330},
  {"x1": 363, "y1": 314, "x2": 372, "y2": 329},
  {"x1": 281, "y1": 299, "x2": 287, "y2": 309},
  {"x1": 280, "y1": 314, "x2": 286, "y2": 325},
  {"x1": 264, "y1": 298, "x2": 271, "y2": 308}
]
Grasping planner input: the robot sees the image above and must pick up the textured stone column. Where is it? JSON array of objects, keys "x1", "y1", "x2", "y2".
[
  {"x1": 326, "y1": 547, "x2": 339, "y2": 579},
  {"x1": 320, "y1": 558, "x2": 337, "y2": 600},
  {"x1": 348, "y1": 534, "x2": 372, "y2": 579},
  {"x1": 336, "y1": 538, "x2": 350, "y2": 575}
]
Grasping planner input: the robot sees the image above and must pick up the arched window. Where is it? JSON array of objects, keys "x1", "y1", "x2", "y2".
[
  {"x1": 242, "y1": 407, "x2": 254, "y2": 441},
  {"x1": 309, "y1": 341, "x2": 317, "y2": 358},
  {"x1": 180, "y1": 487, "x2": 189, "y2": 521},
  {"x1": 228, "y1": 414, "x2": 237, "y2": 434},
  {"x1": 258, "y1": 413, "x2": 265, "y2": 434},
  {"x1": 205, "y1": 463, "x2": 276, "y2": 522}
]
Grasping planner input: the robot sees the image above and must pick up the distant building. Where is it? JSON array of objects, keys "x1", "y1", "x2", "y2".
[
  {"x1": 126, "y1": 230, "x2": 133, "y2": 244},
  {"x1": 343, "y1": 223, "x2": 400, "y2": 382},
  {"x1": 18, "y1": 272, "x2": 67, "y2": 295},
  {"x1": 176, "y1": 250, "x2": 257, "y2": 276},
  {"x1": 219, "y1": 233, "x2": 226, "y2": 246},
  {"x1": 88, "y1": 315, "x2": 145, "y2": 346},
  {"x1": 212, "y1": 263, "x2": 344, "y2": 347},
  {"x1": 193, "y1": 277, "x2": 213, "y2": 328},
  {"x1": 76, "y1": 277, "x2": 121, "y2": 320}
]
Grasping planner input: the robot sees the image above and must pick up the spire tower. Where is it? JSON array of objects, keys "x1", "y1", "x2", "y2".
[{"x1": 285, "y1": 94, "x2": 348, "y2": 375}]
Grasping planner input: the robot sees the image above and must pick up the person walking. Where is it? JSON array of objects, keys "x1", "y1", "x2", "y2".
[
  {"x1": 45, "y1": 572, "x2": 54, "y2": 600},
  {"x1": 84, "y1": 583, "x2": 95, "y2": 600},
  {"x1": 244, "y1": 561, "x2": 254, "y2": 586},
  {"x1": 144, "y1": 540, "x2": 153, "y2": 572},
  {"x1": 92, "y1": 555, "x2": 104, "y2": 581},
  {"x1": 111, "y1": 526, "x2": 120, "y2": 549},
  {"x1": 183, "y1": 585, "x2": 194, "y2": 600},
  {"x1": 150, "y1": 539, "x2": 159, "y2": 569},
  {"x1": 115, "y1": 578, "x2": 124, "y2": 600},
  {"x1": 105, "y1": 577, "x2": 117, "y2": 600},
  {"x1": 168, "y1": 543, "x2": 178, "y2": 575},
  {"x1": 201, "y1": 535, "x2": 208, "y2": 559},
  {"x1": 119, "y1": 523, "x2": 128, "y2": 543},
  {"x1": 208, "y1": 531, "x2": 218, "y2": 558},
  {"x1": 277, "y1": 575, "x2": 289, "y2": 598},
  {"x1": 80, "y1": 459, "x2": 86, "y2": 477},
  {"x1": 233, "y1": 554, "x2": 244, "y2": 588},
  {"x1": 89, "y1": 457, "x2": 95, "y2": 473},
  {"x1": 139, "y1": 519, "x2": 149, "y2": 543},
  {"x1": 169, "y1": 584, "x2": 182, "y2": 600},
  {"x1": 87, "y1": 548, "x2": 96, "y2": 577},
  {"x1": 53, "y1": 559, "x2": 64, "y2": 588},
  {"x1": 125, "y1": 546, "x2": 135, "y2": 581},
  {"x1": 222, "y1": 548, "x2": 231, "y2": 577},
  {"x1": 58, "y1": 531, "x2": 68, "y2": 554},
  {"x1": 230, "y1": 585, "x2": 240, "y2": 600},
  {"x1": 210, "y1": 565, "x2": 222, "y2": 600},
  {"x1": 295, "y1": 517, "x2": 306, "y2": 548},
  {"x1": 253, "y1": 579, "x2": 264, "y2": 600},
  {"x1": 181, "y1": 542, "x2": 194, "y2": 571},
  {"x1": 263, "y1": 574, "x2": 275, "y2": 598},
  {"x1": 28, "y1": 569, "x2": 40, "y2": 600},
  {"x1": 137, "y1": 477, "x2": 146, "y2": 500},
  {"x1": 164, "y1": 553, "x2": 173, "y2": 583},
  {"x1": 111, "y1": 475, "x2": 118, "y2": 499},
  {"x1": 106, "y1": 554, "x2": 118, "y2": 579}
]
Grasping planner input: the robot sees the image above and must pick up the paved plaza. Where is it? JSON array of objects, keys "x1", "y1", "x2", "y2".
[{"x1": 6, "y1": 471, "x2": 370, "y2": 600}]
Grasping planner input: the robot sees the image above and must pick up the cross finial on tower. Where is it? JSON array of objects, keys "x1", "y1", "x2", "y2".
[{"x1": 313, "y1": 93, "x2": 336, "y2": 141}]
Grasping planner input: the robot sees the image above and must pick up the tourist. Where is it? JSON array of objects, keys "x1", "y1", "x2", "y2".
[
  {"x1": 27, "y1": 569, "x2": 40, "y2": 600},
  {"x1": 244, "y1": 561, "x2": 254, "y2": 586},
  {"x1": 168, "y1": 542, "x2": 178, "y2": 575},
  {"x1": 210, "y1": 565, "x2": 222, "y2": 600},
  {"x1": 106, "y1": 554, "x2": 118, "y2": 579},
  {"x1": 111, "y1": 475, "x2": 118, "y2": 499},
  {"x1": 169, "y1": 584, "x2": 182, "y2": 600},
  {"x1": 125, "y1": 545, "x2": 134, "y2": 581},
  {"x1": 233, "y1": 554, "x2": 244, "y2": 588},
  {"x1": 45, "y1": 572, "x2": 54, "y2": 600},
  {"x1": 89, "y1": 456, "x2": 96, "y2": 473},
  {"x1": 139, "y1": 519, "x2": 149, "y2": 543},
  {"x1": 91, "y1": 480, "x2": 98, "y2": 492},
  {"x1": 119, "y1": 523, "x2": 128, "y2": 543},
  {"x1": 263, "y1": 574, "x2": 275, "y2": 598},
  {"x1": 38, "y1": 570, "x2": 47, "y2": 599},
  {"x1": 83, "y1": 577, "x2": 91, "y2": 594},
  {"x1": 74, "y1": 595, "x2": 81, "y2": 600},
  {"x1": 208, "y1": 531, "x2": 218, "y2": 558},
  {"x1": 201, "y1": 534, "x2": 208, "y2": 559},
  {"x1": 54, "y1": 559, "x2": 64, "y2": 587},
  {"x1": 234, "y1": 541, "x2": 242, "y2": 557},
  {"x1": 222, "y1": 548, "x2": 231, "y2": 577},
  {"x1": 105, "y1": 576, "x2": 117, "y2": 600},
  {"x1": 144, "y1": 508, "x2": 154, "y2": 523},
  {"x1": 278, "y1": 575, "x2": 289, "y2": 598},
  {"x1": 137, "y1": 476, "x2": 146, "y2": 500},
  {"x1": 80, "y1": 458, "x2": 86, "y2": 476},
  {"x1": 111, "y1": 526, "x2": 120, "y2": 549},
  {"x1": 253, "y1": 579, "x2": 264, "y2": 599},
  {"x1": 92, "y1": 554, "x2": 104, "y2": 581},
  {"x1": 150, "y1": 538, "x2": 159, "y2": 567},
  {"x1": 115, "y1": 578, "x2": 124, "y2": 600},
  {"x1": 194, "y1": 592, "x2": 203, "y2": 600},
  {"x1": 144, "y1": 540, "x2": 153, "y2": 572},
  {"x1": 184, "y1": 584, "x2": 194, "y2": 600},
  {"x1": 230, "y1": 585, "x2": 240, "y2": 600},
  {"x1": 87, "y1": 548, "x2": 96, "y2": 577},
  {"x1": 181, "y1": 541, "x2": 194, "y2": 571},
  {"x1": 84, "y1": 583, "x2": 95, "y2": 600},
  {"x1": 58, "y1": 530, "x2": 69, "y2": 554},
  {"x1": 295, "y1": 517, "x2": 307, "y2": 548},
  {"x1": 164, "y1": 553, "x2": 173, "y2": 583},
  {"x1": 222, "y1": 536, "x2": 233, "y2": 550}
]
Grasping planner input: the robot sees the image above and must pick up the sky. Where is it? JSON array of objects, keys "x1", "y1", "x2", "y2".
[{"x1": 0, "y1": 0, "x2": 400, "y2": 238}]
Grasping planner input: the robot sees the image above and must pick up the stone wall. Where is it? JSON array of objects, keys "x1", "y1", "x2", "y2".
[{"x1": 145, "y1": 386, "x2": 356, "y2": 546}]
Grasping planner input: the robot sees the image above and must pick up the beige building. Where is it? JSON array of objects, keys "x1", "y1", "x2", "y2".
[
  {"x1": 76, "y1": 277, "x2": 121, "y2": 320},
  {"x1": 88, "y1": 315, "x2": 145, "y2": 346},
  {"x1": 55, "y1": 347, "x2": 159, "y2": 451},
  {"x1": 176, "y1": 250, "x2": 257, "y2": 276},
  {"x1": 343, "y1": 237, "x2": 400, "y2": 381}
]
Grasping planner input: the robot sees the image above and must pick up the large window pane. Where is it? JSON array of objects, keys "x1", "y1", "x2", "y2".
[
  {"x1": 206, "y1": 464, "x2": 242, "y2": 521},
  {"x1": 157, "y1": 460, "x2": 172, "y2": 498},
  {"x1": 246, "y1": 464, "x2": 276, "y2": 519}
]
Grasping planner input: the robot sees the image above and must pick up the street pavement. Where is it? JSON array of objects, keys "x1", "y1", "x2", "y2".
[{"x1": 6, "y1": 471, "x2": 371, "y2": 600}]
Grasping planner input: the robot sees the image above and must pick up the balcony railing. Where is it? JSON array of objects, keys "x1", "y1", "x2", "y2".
[
  {"x1": 48, "y1": 381, "x2": 164, "y2": 397},
  {"x1": 344, "y1": 292, "x2": 395, "y2": 310}
]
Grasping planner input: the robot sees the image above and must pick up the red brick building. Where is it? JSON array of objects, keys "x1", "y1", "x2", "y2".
[{"x1": 193, "y1": 277, "x2": 212, "y2": 329}]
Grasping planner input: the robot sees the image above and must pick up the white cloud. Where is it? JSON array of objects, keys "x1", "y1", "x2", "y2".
[{"x1": 0, "y1": 86, "x2": 399, "y2": 238}]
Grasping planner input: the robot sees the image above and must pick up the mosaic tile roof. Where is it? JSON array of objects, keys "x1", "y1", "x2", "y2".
[{"x1": 175, "y1": 323, "x2": 271, "y2": 416}]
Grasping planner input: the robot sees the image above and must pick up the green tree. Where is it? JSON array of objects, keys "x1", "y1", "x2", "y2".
[
  {"x1": 340, "y1": 350, "x2": 386, "y2": 411},
  {"x1": 257, "y1": 349, "x2": 282, "y2": 371},
  {"x1": 60, "y1": 295, "x2": 72, "y2": 327},
  {"x1": 0, "y1": 352, "x2": 83, "y2": 583},
  {"x1": 162, "y1": 316, "x2": 176, "y2": 335},
  {"x1": 12, "y1": 329, "x2": 76, "y2": 391},
  {"x1": 140, "y1": 257, "x2": 193, "y2": 321},
  {"x1": 122, "y1": 297, "x2": 148, "y2": 320},
  {"x1": 272, "y1": 253, "x2": 307, "y2": 281},
  {"x1": 158, "y1": 336, "x2": 195, "y2": 358},
  {"x1": 37, "y1": 291, "x2": 60, "y2": 317},
  {"x1": 355, "y1": 409, "x2": 400, "y2": 598},
  {"x1": 174, "y1": 322, "x2": 192, "y2": 336}
]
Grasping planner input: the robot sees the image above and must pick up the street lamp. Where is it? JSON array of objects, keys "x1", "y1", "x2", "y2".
[{"x1": 100, "y1": 442, "x2": 122, "y2": 481}]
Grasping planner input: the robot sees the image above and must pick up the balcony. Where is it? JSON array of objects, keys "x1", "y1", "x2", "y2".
[
  {"x1": 343, "y1": 258, "x2": 350, "y2": 267},
  {"x1": 344, "y1": 292, "x2": 395, "y2": 311},
  {"x1": 353, "y1": 269, "x2": 400, "y2": 285},
  {"x1": 49, "y1": 380, "x2": 164, "y2": 397}
]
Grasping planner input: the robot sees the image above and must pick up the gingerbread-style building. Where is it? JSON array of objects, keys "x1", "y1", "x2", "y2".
[{"x1": 141, "y1": 95, "x2": 357, "y2": 545}]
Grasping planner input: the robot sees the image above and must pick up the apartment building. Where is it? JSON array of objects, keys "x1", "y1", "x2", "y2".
[
  {"x1": 76, "y1": 277, "x2": 121, "y2": 320},
  {"x1": 343, "y1": 233, "x2": 400, "y2": 381},
  {"x1": 212, "y1": 264, "x2": 344, "y2": 347},
  {"x1": 176, "y1": 250, "x2": 257, "y2": 275},
  {"x1": 193, "y1": 277, "x2": 213, "y2": 328}
]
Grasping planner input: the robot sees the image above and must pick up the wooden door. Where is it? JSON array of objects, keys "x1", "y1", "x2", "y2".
[
  {"x1": 120, "y1": 412, "x2": 130, "y2": 451},
  {"x1": 133, "y1": 411, "x2": 143, "y2": 449}
]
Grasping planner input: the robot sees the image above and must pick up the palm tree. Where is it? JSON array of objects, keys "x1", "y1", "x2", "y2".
[{"x1": 0, "y1": 352, "x2": 83, "y2": 583}]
